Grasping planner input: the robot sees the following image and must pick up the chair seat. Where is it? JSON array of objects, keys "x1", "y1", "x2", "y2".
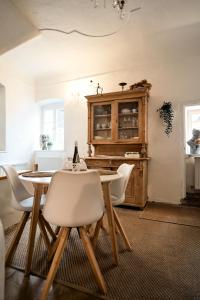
[{"x1": 19, "y1": 194, "x2": 46, "y2": 212}]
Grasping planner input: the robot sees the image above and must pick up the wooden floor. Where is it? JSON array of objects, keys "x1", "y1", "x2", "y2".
[
  {"x1": 5, "y1": 267, "x2": 101, "y2": 300},
  {"x1": 5, "y1": 202, "x2": 200, "y2": 300}
]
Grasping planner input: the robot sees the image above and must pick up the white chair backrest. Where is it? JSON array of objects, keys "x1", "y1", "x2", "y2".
[
  {"x1": 43, "y1": 170, "x2": 104, "y2": 227},
  {"x1": 0, "y1": 165, "x2": 32, "y2": 209},
  {"x1": 110, "y1": 163, "x2": 135, "y2": 202}
]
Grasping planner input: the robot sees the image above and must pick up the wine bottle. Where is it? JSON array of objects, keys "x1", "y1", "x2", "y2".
[{"x1": 72, "y1": 141, "x2": 80, "y2": 164}]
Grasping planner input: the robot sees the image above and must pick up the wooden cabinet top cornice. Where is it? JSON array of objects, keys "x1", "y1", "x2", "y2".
[
  {"x1": 85, "y1": 86, "x2": 151, "y2": 103},
  {"x1": 85, "y1": 156, "x2": 150, "y2": 161}
]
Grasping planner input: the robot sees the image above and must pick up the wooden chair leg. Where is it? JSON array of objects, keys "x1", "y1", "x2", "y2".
[
  {"x1": 85, "y1": 224, "x2": 92, "y2": 232},
  {"x1": 85, "y1": 224, "x2": 94, "y2": 237},
  {"x1": 43, "y1": 186, "x2": 48, "y2": 194},
  {"x1": 79, "y1": 227, "x2": 107, "y2": 295},
  {"x1": 40, "y1": 214, "x2": 57, "y2": 241},
  {"x1": 25, "y1": 184, "x2": 43, "y2": 277},
  {"x1": 101, "y1": 217, "x2": 108, "y2": 234},
  {"x1": 102, "y1": 182, "x2": 119, "y2": 266},
  {"x1": 91, "y1": 216, "x2": 103, "y2": 249},
  {"x1": 47, "y1": 226, "x2": 66, "y2": 262},
  {"x1": 38, "y1": 215, "x2": 51, "y2": 254},
  {"x1": 54, "y1": 226, "x2": 61, "y2": 236},
  {"x1": 39, "y1": 227, "x2": 70, "y2": 300},
  {"x1": 113, "y1": 208, "x2": 132, "y2": 251},
  {"x1": 6, "y1": 211, "x2": 30, "y2": 265}
]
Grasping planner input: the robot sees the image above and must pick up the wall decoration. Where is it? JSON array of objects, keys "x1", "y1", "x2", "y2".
[
  {"x1": 96, "y1": 83, "x2": 103, "y2": 95},
  {"x1": 40, "y1": 134, "x2": 49, "y2": 150},
  {"x1": 130, "y1": 79, "x2": 151, "y2": 90},
  {"x1": 157, "y1": 101, "x2": 174, "y2": 136},
  {"x1": 187, "y1": 129, "x2": 200, "y2": 154},
  {"x1": 119, "y1": 82, "x2": 127, "y2": 91},
  {"x1": 90, "y1": 80, "x2": 103, "y2": 95}
]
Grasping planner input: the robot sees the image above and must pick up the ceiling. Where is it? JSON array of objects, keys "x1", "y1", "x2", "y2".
[{"x1": 1, "y1": 0, "x2": 200, "y2": 84}]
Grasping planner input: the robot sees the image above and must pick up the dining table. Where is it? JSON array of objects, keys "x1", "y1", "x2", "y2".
[{"x1": 19, "y1": 169, "x2": 122, "y2": 276}]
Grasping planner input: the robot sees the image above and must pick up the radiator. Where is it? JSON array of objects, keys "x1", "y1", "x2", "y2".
[{"x1": 194, "y1": 157, "x2": 200, "y2": 189}]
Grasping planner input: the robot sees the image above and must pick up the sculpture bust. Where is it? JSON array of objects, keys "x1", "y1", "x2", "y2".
[{"x1": 187, "y1": 129, "x2": 200, "y2": 154}]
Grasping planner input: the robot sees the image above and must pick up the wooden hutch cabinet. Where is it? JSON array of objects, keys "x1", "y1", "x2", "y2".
[{"x1": 85, "y1": 84, "x2": 151, "y2": 208}]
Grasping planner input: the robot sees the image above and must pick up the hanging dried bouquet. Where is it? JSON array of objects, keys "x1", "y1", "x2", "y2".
[{"x1": 157, "y1": 101, "x2": 174, "y2": 136}]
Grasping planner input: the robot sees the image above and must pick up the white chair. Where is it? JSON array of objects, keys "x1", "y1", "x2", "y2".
[
  {"x1": 40, "y1": 170, "x2": 106, "y2": 300},
  {"x1": 110, "y1": 163, "x2": 135, "y2": 250},
  {"x1": 0, "y1": 165, "x2": 54, "y2": 266},
  {"x1": 110, "y1": 163, "x2": 135, "y2": 206},
  {"x1": 92, "y1": 164, "x2": 135, "y2": 252}
]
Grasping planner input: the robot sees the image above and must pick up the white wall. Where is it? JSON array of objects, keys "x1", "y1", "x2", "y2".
[
  {"x1": 0, "y1": 84, "x2": 5, "y2": 151},
  {"x1": 0, "y1": 60, "x2": 37, "y2": 227},
  {"x1": 36, "y1": 55, "x2": 200, "y2": 205},
  {"x1": 0, "y1": 0, "x2": 39, "y2": 55},
  {"x1": 0, "y1": 60, "x2": 36, "y2": 166}
]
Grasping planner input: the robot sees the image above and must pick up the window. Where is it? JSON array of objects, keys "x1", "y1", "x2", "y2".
[
  {"x1": 41, "y1": 102, "x2": 64, "y2": 150},
  {"x1": 185, "y1": 105, "x2": 200, "y2": 154}
]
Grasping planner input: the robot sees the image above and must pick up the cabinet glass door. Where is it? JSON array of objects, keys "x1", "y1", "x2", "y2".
[
  {"x1": 117, "y1": 100, "x2": 139, "y2": 141},
  {"x1": 93, "y1": 103, "x2": 112, "y2": 141}
]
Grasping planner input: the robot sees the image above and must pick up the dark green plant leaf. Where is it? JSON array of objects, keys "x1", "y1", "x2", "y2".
[{"x1": 157, "y1": 101, "x2": 174, "y2": 136}]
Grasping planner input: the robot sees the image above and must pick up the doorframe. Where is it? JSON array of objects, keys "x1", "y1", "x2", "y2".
[{"x1": 180, "y1": 99, "x2": 200, "y2": 199}]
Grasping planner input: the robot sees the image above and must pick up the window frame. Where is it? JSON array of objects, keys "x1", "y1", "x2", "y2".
[{"x1": 40, "y1": 102, "x2": 64, "y2": 151}]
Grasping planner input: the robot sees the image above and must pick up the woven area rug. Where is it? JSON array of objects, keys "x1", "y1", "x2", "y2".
[
  {"x1": 5, "y1": 208, "x2": 200, "y2": 299},
  {"x1": 139, "y1": 202, "x2": 200, "y2": 227}
]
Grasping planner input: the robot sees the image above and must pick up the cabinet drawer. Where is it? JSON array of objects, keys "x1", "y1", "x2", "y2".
[
  {"x1": 111, "y1": 160, "x2": 141, "y2": 169},
  {"x1": 86, "y1": 158, "x2": 142, "y2": 170},
  {"x1": 85, "y1": 159, "x2": 111, "y2": 168}
]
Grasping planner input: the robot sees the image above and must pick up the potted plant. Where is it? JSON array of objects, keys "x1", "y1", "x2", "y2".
[
  {"x1": 47, "y1": 141, "x2": 53, "y2": 150},
  {"x1": 157, "y1": 101, "x2": 174, "y2": 136}
]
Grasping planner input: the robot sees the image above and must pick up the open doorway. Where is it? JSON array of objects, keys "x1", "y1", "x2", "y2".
[
  {"x1": 183, "y1": 104, "x2": 200, "y2": 206},
  {"x1": 185, "y1": 105, "x2": 200, "y2": 155}
]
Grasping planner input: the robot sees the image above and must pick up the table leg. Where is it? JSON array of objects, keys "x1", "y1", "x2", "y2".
[
  {"x1": 24, "y1": 184, "x2": 43, "y2": 276},
  {"x1": 102, "y1": 182, "x2": 119, "y2": 266}
]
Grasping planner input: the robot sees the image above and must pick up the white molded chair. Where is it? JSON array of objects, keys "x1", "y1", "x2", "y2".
[
  {"x1": 1, "y1": 165, "x2": 53, "y2": 266},
  {"x1": 109, "y1": 163, "x2": 135, "y2": 250},
  {"x1": 40, "y1": 170, "x2": 106, "y2": 300},
  {"x1": 92, "y1": 164, "x2": 135, "y2": 251},
  {"x1": 110, "y1": 163, "x2": 135, "y2": 206}
]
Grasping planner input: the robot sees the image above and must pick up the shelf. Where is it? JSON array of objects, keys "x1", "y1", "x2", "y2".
[
  {"x1": 94, "y1": 128, "x2": 111, "y2": 131},
  {"x1": 95, "y1": 114, "x2": 111, "y2": 117},
  {"x1": 119, "y1": 113, "x2": 138, "y2": 116},
  {"x1": 94, "y1": 137, "x2": 112, "y2": 140},
  {"x1": 118, "y1": 136, "x2": 138, "y2": 141},
  {"x1": 118, "y1": 127, "x2": 138, "y2": 130}
]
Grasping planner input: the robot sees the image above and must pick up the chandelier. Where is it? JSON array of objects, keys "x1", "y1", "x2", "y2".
[{"x1": 91, "y1": 0, "x2": 127, "y2": 18}]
